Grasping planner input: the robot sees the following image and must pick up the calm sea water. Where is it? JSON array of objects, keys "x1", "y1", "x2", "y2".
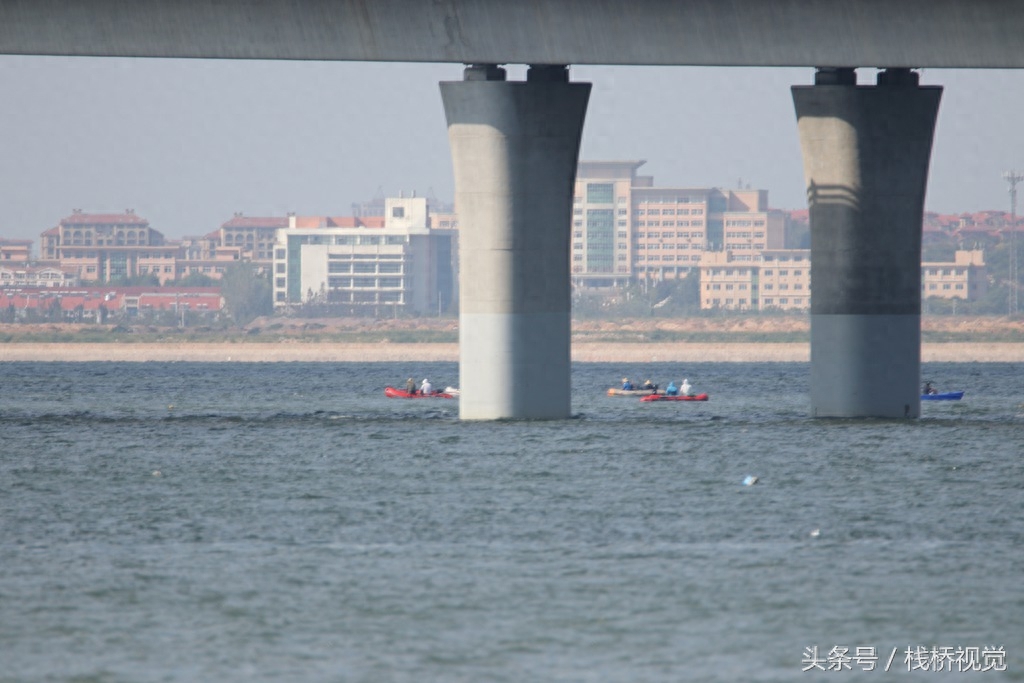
[{"x1": 1, "y1": 360, "x2": 1021, "y2": 682}]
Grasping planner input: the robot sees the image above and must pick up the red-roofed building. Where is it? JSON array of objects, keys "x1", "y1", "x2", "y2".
[
  {"x1": 0, "y1": 286, "x2": 223, "y2": 323},
  {"x1": 39, "y1": 209, "x2": 178, "y2": 284},
  {"x1": 215, "y1": 213, "x2": 287, "y2": 266},
  {"x1": 174, "y1": 214, "x2": 289, "y2": 277},
  {"x1": 0, "y1": 238, "x2": 32, "y2": 266}
]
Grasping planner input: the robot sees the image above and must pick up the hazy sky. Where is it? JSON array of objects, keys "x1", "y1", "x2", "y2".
[{"x1": 2, "y1": 56, "x2": 1024, "y2": 241}]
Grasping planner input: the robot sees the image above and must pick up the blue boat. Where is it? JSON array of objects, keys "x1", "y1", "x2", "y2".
[{"x1": 921, "y1": 391, "x2": 964, "y2": 401}]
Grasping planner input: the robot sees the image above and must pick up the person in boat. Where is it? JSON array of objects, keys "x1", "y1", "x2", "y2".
[
  {"x1": 665, "y1": 381, "x2": 679, "y2": 396},
  {"x1": 681, "y1": 378, "x2": 693, "y2": 396},
  {"x1": 420, "y1": 378, "x2": 433, "y2": 396},
  {"x1": 405, "y1": 377, "x2": 417, "y2": 395},
  {"x1": 923, "y1": 381, "x2": 937, "y2": 395},
  {"x1": 642, "y1": 379, "x2": 657, "y2": 391},
  {"x1": 622, "y1": 377, "x2": 634, "y2": 390}
]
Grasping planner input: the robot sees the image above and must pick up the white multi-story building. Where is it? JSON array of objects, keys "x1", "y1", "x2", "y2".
[
  {"x1": 0, "y1": 264, "x2": 78, "y2": 288},
  {"x1": 272, "y1": 196, "x2": 456, "y2": 315}
]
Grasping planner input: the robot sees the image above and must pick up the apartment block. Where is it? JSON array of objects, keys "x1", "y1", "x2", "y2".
[
  {"x1": 757, "y1": 250, "x2": 812, "y2": 310},
  {"x1": 699, "y1": 249, "x2": 811, "y2": 311},
  {"x1": 698, "y1": 250, "x2": 760, "y2": 311},
  {"x1": 38, "y1": 210, "x2": 179, "y2": 284},
  {"x1": 700, "y1": 248, "x2": 986, "y2": 312},
  {"x1": 272, "y1": 196, "x2": 456, "y2": 315},
  {"x1": 0, "y1": 238, "x2": 31, "y2": 266},
  {"x1": 922, "y1": 249, "x2": 987, "y2": 300}
]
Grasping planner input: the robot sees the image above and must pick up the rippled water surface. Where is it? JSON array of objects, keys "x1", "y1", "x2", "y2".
[{"x1": 1, "y1": 361, "x2": 1022, "y2": 682}]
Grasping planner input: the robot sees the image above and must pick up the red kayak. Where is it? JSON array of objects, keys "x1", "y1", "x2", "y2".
[
  {"x1": 384, "y1": 386, "x2": 456, "y2": 399},
  {"x1": 641, "y1": 393, "x2": 709, "y2": 402}
]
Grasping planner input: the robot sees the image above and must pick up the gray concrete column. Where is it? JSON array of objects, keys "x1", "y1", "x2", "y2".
[
  {"x1": 793, "y1": 69, "x2": 942, "y2": 418},
  {"x1": 441, "y1": 65, "x2": 590, "y2": 420}
]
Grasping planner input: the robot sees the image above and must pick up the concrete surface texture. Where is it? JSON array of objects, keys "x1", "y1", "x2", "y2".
[
  {"x1": 1, "y1": 0, "x2": 1023, "y2": 67},
  {"x1": 794, "y1": 76, "x2": 942, "y2": 418},
  {"x1": 442, "y1": 71, "x2": 590, "y2": 419}
]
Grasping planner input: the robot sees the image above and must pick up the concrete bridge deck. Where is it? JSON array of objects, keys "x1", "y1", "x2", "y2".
[{"x1": 1, "y1": 0, "x2": 1023, "y2": 68}]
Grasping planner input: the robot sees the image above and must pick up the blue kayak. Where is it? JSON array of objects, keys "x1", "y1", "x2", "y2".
[{"x1": 921, "y1": 391, "x2": 964, "y2": 401}]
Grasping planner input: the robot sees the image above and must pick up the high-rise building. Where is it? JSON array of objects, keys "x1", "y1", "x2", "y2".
[
  {"x1": 572, "y1": 161, "x2": 786, "y2": 291},
  {"x1": 922, "y1": 249, "x2": 987, "y2": 301}
]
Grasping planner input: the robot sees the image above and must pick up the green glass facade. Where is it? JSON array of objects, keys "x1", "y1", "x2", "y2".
[
  {"x1": 586, "y1": 209, "x2": 614, "y2": 273},
  {"x1": 586, "y1": 183, "x2": 614, "y2": 204}
]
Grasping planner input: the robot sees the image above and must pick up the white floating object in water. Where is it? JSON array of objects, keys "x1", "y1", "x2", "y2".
[
  {"x1": 809, "y1": 528, "x2": 820, "y2": 538},
  {"x1": 152, "y1": 470, "x2": 162, "y2": 477},
  {"x1": 742, "y1": 475, "x2": 759, "y2": 486}
]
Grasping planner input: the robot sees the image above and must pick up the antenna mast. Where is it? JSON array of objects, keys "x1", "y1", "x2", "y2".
[{"x1": 1003, "y1": 170, "x2": 1023, "y2": 316}]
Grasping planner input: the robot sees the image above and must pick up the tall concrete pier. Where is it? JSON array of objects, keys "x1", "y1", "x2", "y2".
[
  {"x1": 793, "y1": 68, "x2": 942, "y2": 418},
  {"x1": 441, "y1": 65, "x2": 590, "y2": 420}
]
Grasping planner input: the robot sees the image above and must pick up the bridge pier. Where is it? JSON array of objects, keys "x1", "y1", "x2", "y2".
[
  {"x1": 793, "y1": 68, "x2": 942, "y2": 418},
  {"x1": 440, "y1": 65, "x2": 590, "y2": 420}
]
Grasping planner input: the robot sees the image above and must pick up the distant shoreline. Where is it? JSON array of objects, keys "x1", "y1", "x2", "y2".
[{"x1": 2, "y1": 342, "x2": 1022, "y2": 363}]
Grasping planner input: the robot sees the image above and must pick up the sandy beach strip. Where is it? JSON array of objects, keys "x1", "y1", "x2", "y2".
[{"x1": 2, "y1": 342, "x2": 1023, "y2": 363}]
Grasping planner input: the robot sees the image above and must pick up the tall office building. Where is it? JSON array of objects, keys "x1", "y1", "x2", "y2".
[{"x1": 572, "y1": 161, "x2": 785, "y2": 291}]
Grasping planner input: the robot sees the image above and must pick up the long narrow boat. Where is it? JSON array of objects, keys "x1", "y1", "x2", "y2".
[
  {"x1": 384, "y1": 386, "x2": 456, "y2": 399},
  {"x1": 607, "y1": 387, "x2": 665, "y2": 396},
  {"x1": 640, "y1": 393, "x2": 709, "y2": 402},
  {"x1": 921, "y1": 391, "x2": 964, "y2": 401}
]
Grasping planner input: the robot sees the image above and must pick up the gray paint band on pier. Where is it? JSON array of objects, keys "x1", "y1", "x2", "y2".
[{"x1": 794, "y1": 79, "x2": 941, "y2": 418}]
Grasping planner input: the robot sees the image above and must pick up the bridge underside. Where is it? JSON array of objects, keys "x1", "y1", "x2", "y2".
[{"x1": 1, "y1": 0, "x2": 1023, "y2": 68}]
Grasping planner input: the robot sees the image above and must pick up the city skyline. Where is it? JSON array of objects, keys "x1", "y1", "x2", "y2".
[{"x1": 2, "y1": 57, "x2": 1024, "y2": 241}]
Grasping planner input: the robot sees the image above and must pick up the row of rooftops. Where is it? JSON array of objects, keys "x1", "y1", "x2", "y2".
[
  {"x1": 218, "y1": 215, "x2": 387, "y2": 230},
  {"x1": 5, "y1": 202, "x2": 1022, "y2": 265},
  {"x1": 35, "y1": 206, "x2": 1024, "y2": 235},
  {"x1": 0, "y1": 287, "x2": 224, "y2": 312},
  {"x1": 60, "y1": 208, "x2": 150, "y2": 226},
  {"x1": 40, "y1": 211, "x2": 394, "y2": 238}
]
